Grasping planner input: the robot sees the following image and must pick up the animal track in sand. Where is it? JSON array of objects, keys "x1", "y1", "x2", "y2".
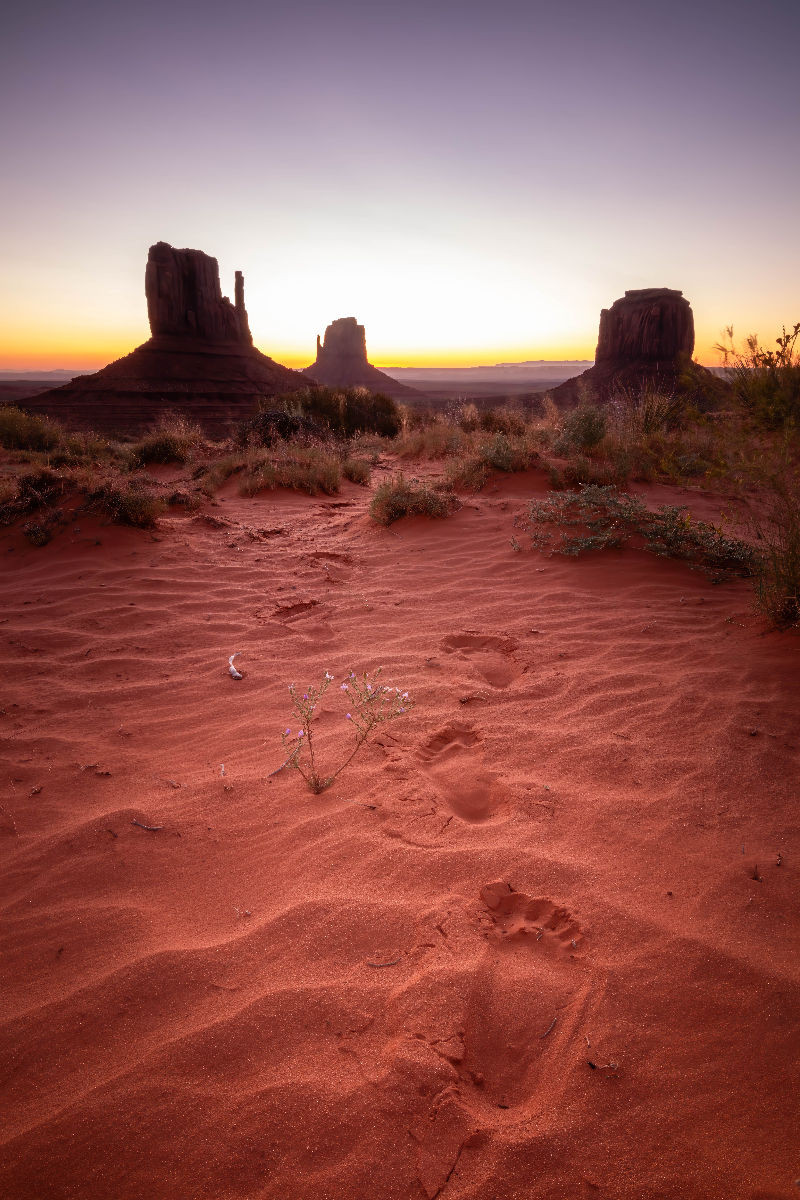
[
  {"x1": 441, "y1": 631, "x2": 520, "y2": 688},
  {"x1": 417, "y1": 723, "x2": 505, "y2": 822},
  {"x1": 480, "y1": 881, "x2": 583, "y2": 952},
  {"x1": 272, "y1": 599, "x2": 319, "y2": 620},
  {"x1": 428, "y1": 882, "x2": 592, "y2": 1115}
]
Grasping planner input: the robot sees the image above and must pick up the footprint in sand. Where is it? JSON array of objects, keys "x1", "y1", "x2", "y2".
[
  {"x1": 444, "y1": 882, "x2": 590, "y2": 1114},
  {"x1": 440, "y1": 632, "x2": 520, "y2": 688},
  {"x1": 417, "y1": 723, "x2": 505, "y2": 822},
  {"x1": 480, "y1": 881, "x2": 584, "y2": 952}
]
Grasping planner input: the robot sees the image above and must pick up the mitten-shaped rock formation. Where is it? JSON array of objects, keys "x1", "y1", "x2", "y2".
[
  {"x1": 24, "y1": 243, "x2": 313, "y2": 434},
  {"x1": 552, "y1": 288, "x2": 725, "y2": 407},
  {"x1": 306, "y1": 317, "x2": 421, "y2": 399},
  {"x1": 145, "y1": 242, "x2": 252, "y2": 345}
]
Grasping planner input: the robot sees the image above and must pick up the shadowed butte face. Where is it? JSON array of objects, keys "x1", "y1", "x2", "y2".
[{"x1": 1, "y1": 0, "x2": 798, "y2": 370}]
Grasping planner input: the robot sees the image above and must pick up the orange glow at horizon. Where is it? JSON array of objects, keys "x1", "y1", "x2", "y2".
[{"x1": 0, "y1": 331, "x2": 731, "y2": 374}]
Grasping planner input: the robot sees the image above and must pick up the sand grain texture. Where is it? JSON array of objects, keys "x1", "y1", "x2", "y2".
[{"x1": 1, "y1": 468, "x2": 798, "y2": 1200}]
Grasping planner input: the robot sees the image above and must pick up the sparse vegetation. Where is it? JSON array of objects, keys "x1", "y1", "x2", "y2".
[
  {"x1": 238, "y1": 444, "x2": 342, "y2": 496},
  {"x1": 272, "y1": 386, "x2": 402, "y2": 439},
  {"x1": 279, "y1": 668, "x2": 414, "y2": 793},
  {"x1": 369, "y1": 474, "x2": 457, "y2": 525},
  {"x1": 523, "y1": 484, "x2": 755, "y2": 578},
  {"x1": 446, "y1": 431, "x2": 537, "y2": 489},
  {"x1": 341, "y1": 457, "x2": 372, "y2": 486},
  {"x1": 553, "y1": 400, "x2": 607, "y2": 455},
  {"x1": 0, "y1": 467, "x2": 70, "y2": 526},
  {"x1": 0, "y1": 406, "x2": 62, "y2": 452},
  {"x1": 129, "y1": 415, "x2": 204, "y2": 464},
  {"x1": 715, "y1": 321, "x2": 800, "y2": 428},
  {"x1": 83, "y1": 476, "x2": 166, "y2": 527},
  {"x1": 749, "y1": 463, "x2": 800, "y2": 628}
]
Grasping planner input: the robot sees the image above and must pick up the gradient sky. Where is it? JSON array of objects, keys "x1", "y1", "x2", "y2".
[{"x1": 2, "y1": 0, "x2": 798, "y2": 370}]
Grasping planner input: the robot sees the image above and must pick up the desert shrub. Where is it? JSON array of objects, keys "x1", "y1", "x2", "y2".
[
  {"x1": 167, "y1": 488, "x2": 205, "y2": 512},
  {"x1": 0, "y1": 406, "x2": 62, "y2": 452},
  {"x1": 554, "y1": 401, "x2": 607, "y2": 454},
  {"x1": 238, "y1": 444, "x2": 341, "y2": 496},
  {"x1": 370, "y1": 474, "x2": 457, "y2": 525},
  {"x1": 446, "y1": 456, "x2": 490, "y2": 491},
  {"x1": 274, "y1": 386, "x2": 401, "y2": 439},
  {"x1": 0, "y1": 467, "x2": 71, "y2": 526},
  {"x1": 394, "y1": 422, "x2": 464, "y2": 459},
  {"x1": 548, "y1": 455, "x2": 630, "y2": 489},
  {"x1": 236, "y1": 409, "x2": 319, "y2": 447},
  {"x1": 607, "y1": 386, "x2": 685, "y2": 439},
  {"x1": 457, "y1": 402, "x2": 480, "y2": 432},
  {"x1": 84, "y1": 477, "x2": 166, "y2": 527},
  {"x1": 749, "y1": 470, "x2": 800, "y2": 628},
  {"x1": 715, "y1": 322, "x2": 800, "y2": 429},
  {"x1": 130, "y1": 416, "x2": 204, "y2": 464},
  {"x1": 541, "y1": 394, "x2": 562, "y2": 429},
  {"x1": 524, "y1": 484, "x2": 755, "y2": 578},
  {"x1": 22, "y1": 512, "x2": 62, "y2": 546},
  {"x1": 448, "y1": 432, "x2": 537, "y2": 490},
  {"x1": 47, "y1": 430, "x2": 116, "y2": 467},
  {"x1": 194, "y1": 455, "x2": 247, "y2": 496},
  {"x1": 398, "y1": 404, "x2": 438, "y2": 432},
  {"x1": 479, "y1": 406, "x2": 527, "y2": 436},
  {"x1": 480, "y1": 431, "x2": 529, "y2": 471},
  {"x1": 342, "y1": 457, "x2": 371, "y2": 485}
]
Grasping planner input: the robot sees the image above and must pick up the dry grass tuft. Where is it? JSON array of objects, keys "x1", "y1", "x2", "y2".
[{"x1": 370, "y1": 474, "x2": 457, "y2": 525}]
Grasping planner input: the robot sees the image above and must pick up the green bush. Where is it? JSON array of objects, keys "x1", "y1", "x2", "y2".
[{"x1": 370, "y1": 475, "x2": 457, "y2": 525}]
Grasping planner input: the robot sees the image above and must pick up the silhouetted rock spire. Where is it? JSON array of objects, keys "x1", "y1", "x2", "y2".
[
  {"x1": 145, "y1": 242, "x2": 252, "y2": 345},
  {"x1": 305, "y1": 317, "x2": 421, "y2": 399},
  {"x1": 23, "y1": 241, "x2": 313, "y2": 434}
]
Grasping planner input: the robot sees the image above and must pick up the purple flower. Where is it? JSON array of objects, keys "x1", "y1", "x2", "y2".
[
  {"x1": 285, "y1": 728, "x2": 291, "y2": 736},
  {"x1": 298, "y1": 730, "x2": 305, "y2": 737},
  {"x1": 346, "y1": 713, "x2": 352, "y2": 720}
]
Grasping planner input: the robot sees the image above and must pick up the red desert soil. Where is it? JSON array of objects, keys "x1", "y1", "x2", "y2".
[{"x1": 1, "y1": 465, "x2": 798, "y2": 1200}]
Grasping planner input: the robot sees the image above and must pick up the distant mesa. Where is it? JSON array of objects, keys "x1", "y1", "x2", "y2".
[
  {"x1": 305, "y1": 317, "x2": 422, "y2": 399},
  {"x1": 22, "y1": 242, "x2": 312, "y2": 435},
  {"x1": 552, "y1": 288, "x2": 725, "y2": 406}
]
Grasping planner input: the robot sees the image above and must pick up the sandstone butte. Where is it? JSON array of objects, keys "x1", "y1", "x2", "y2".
[
  {"x1": 552, "y1": 288, "x2": 728, "y2": 406},
  {"x1": 23, "y1": 243, "x2": 314, "y2": 435},
  {"x1": 305, "y1": 316, "x2": 422, "y2": 400}
]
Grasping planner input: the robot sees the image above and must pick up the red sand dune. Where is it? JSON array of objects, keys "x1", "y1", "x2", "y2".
[{"x1": 1, "y1": 465, "x2": 798, "y2": 1200}]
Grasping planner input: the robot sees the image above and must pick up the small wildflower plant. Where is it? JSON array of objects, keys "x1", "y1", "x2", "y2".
[{"x1": 280, "y1": 668, "x2": 414, "y2": 793}]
